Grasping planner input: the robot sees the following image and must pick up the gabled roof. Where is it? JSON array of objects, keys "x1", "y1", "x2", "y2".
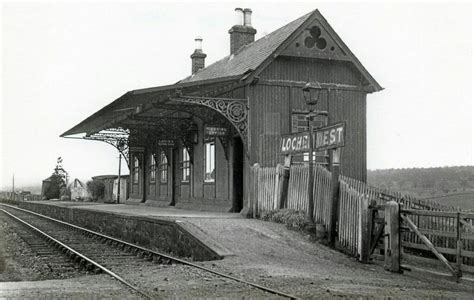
[
  {"x1": 180, "y1": 9, "x2": 382, "y2": 92},
  {"x1": 180, "y1": 12, "x2": 312, "y2": 84},
  {"x1": 42, "y1": 175, "x2": 53, "y2": 182},
  {"x1": 61, "y1": 9, "x2": 381, "y2": 137}
]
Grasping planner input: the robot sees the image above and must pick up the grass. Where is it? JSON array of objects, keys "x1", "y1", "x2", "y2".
[
  {"x1": 260, "y1": 209, "x2": 306, "y2": 230},
  {"x1": 423, "y1": 192, "x2": 474, "y2": 210}
]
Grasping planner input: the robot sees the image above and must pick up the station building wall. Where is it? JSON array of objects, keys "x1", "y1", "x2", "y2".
[
  {"x1": 247, "y1": 56, "x2": 368, "y2": 182},
  {"x1": 128, "y1": 117, "x2": 242, "y2": 212}
]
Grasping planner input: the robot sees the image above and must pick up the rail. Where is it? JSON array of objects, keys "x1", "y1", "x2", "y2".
[
  {"x1": 0, "y1": 203, "x2": 299, "y2": 300},
  {"x1": 1, "y1": 208, "x2": 152, "y2": 299}
]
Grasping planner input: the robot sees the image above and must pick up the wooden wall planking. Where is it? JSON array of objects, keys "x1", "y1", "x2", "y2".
[
  {"x1": 260, "y1": 56, "x2": 363, "y2": 86},
  {"x1": 249, "y1": 85, "x2": 367, "y2": 181}
]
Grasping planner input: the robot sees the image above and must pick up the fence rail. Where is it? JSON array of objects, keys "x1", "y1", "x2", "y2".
[
  {"x1": 399, "y1": 208, "x2": 474, "y2": 279},
  {"x1": 287, "y1": 164, "x2": 309, "y2": 211},
  {"x1": 313, "y1": 166, "x2": 332, "y2": 229},
  {"x1": 250, "y1": 163, "x2": 472, "y2": 265},
  {"x1": 338, "y1": 180, "x2": 360, "y2": 256},
  {"x1": 256, "y1": 166, "x2": 278, "y2": 214}
]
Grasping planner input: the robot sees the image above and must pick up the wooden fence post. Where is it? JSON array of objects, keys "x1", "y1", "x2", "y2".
[
  {"x1": 275, "y1": 164, "x2": 290, "y2": 209},
  {"x1": 251, "y1": 163, "x2": 260, "y2": 219},
  {"x1": 456, "y1": 211, "x2": 462, "y2": 282},
  {"x1": 273, "y1": 164, "x2": 283, "y2": 210},
  {"x1": 384, "y1": 200, "x2": 401, "y2": 273},
  {"x1": 358, "y1": 195, "x2": 370, "y2": 263},
  {"x1": 328, "y1": 149, "x2": 341, "y2": 247},
  {"x1": 248, "y1": 164, "x2": 255, "y2": 218}
]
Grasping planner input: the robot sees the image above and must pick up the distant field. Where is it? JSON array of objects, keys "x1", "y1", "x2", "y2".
[{"x1": 422, "y1": 192, "x2": 474, "y2": 210}]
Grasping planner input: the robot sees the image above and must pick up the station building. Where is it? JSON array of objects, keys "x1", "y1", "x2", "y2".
[{"x1": 61, "y1": 8, "x2": 381, "y2": 212}]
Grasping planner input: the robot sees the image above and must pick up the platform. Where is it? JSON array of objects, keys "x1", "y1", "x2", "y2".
[{"x1": 12, "y1": 200, "x2": 474, "y2": 298}]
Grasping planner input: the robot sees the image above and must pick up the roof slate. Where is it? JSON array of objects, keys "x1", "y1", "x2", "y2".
[
  {"x1": 179, "y1": 12, "x2": 312, "y2": 83},
  {"x1": 61, "y1": 9, "x2": 382, "y2": 137}
]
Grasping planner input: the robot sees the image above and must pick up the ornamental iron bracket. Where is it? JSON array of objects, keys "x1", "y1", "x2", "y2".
[
  {"x1": 169, "y1": 93, "x2": 248, "y2": 149},
  {"x1": 84, "y1": 128, "x2": 130, "y2": 170}
]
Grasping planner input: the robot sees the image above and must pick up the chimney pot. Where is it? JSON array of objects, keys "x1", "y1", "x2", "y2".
[
  {"x1": 228, "y1": 8, "x2": 256, "y2": 54},
  {"x1": 234, "y1": 8, "x2": 244, "y2": 26},
  {"x1": 243, "y1": 8, "x2": 252, "y2": 26},
  {"x1": 190, "y1": 36, "x2": 206, "y2": 74},
  {"x1": 194, "y1": 36, "x2": 203, "y2": 51}
]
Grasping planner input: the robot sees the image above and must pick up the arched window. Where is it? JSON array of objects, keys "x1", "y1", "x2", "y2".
[{"x1": 159, "y1": 151, "x2": 168, "y2": 183}]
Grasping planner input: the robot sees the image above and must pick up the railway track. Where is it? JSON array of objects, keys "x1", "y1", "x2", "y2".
[
  {"x1": 0, "y1": 204, "x2": 298, "y2": 299},
  {"x1": 0, "y1": 213, "x2": 85, "y2": 280}
]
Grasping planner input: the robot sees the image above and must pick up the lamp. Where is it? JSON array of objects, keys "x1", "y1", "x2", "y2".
[
  {"x1": 301, "y1": 81, "x2": 322, "y2": 229},
  {"x1": 302, "y1": 82, "x2": 322, "y2": 107}
]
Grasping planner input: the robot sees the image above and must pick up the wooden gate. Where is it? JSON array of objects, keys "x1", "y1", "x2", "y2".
[
  {"x1": 398, "y1": 209, "x2": 474, "y2": 281},
  {"x1": 368, "y1": 201, "x2": 385, "y2": 258}
]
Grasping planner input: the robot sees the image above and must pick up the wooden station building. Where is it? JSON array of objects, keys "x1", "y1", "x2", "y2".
[{"x1": 61, "y1": 8, "x2": 381, "y2": 212}]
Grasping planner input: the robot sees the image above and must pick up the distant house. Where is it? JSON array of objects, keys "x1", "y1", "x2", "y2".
[
  {"x1": 113, "y1": 175, "x2": 129, "y2": 203},
  {"x1": 92, "y1": 175, "x2": 129, "y2": 203},
  {"x1": 68, "y1": 178, "x2": 90, "y2": 201},
  {"x1": 41, "y1": 175, "x2": 53, "y2": 199}
]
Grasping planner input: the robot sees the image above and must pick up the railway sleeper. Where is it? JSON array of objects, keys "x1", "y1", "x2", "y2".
[
  {"x1": 79, "y1": 259, "x2": 87, "y2": 267},
  {"x1": 85, "y1": 262, "x2": 95, "y2": 271},
  {"x1": 136, "y1": 250, "x2": 145, "y2": 258}
]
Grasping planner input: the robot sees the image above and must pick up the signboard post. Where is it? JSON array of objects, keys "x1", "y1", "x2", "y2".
[
  {"x1": 280, "y1": 122, "x2": 345, "y2": 236},
  {"x1": 280, "y1": 122, "x2": 345, "y2": 154},
  {"x1": 307, "y1": 122, "x2": 315, "y2": 226},
  {"x1": 328, "y1": 148, "x2": 341, "y2": 247}
]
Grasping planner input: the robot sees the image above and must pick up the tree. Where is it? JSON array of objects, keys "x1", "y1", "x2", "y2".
[{"x1": 44, "y1": 157, "x2": 69, "y2": 200}]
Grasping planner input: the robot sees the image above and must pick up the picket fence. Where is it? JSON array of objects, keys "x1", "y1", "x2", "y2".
[
  {"x1": 250, "y1": 163, "x2": 470, "y2": 259},
  {"x1": 252, "y1": 163, "x2": 362, "y2": 256}
]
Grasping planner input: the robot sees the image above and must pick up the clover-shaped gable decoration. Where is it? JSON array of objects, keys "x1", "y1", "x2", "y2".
[
  {"x1": 281, "y1": 19, "x2": 348, "y2": 61},
  {"x1": 304, "y1": 26, "x2": 327, "y2": 50}
]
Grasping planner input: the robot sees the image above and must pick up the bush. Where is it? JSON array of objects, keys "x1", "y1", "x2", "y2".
[{"x1": 260, "y1": 209, "x2": 306, "y2": 230}]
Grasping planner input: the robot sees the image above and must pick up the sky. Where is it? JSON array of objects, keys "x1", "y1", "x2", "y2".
[{"x1": 1, "y1": 1, "x2": 472, "y2": 190}]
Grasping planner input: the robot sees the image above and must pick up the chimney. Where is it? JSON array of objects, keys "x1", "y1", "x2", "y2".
[
  {"x1": 190, "y1": 36, "x2": 206, "y2": 74},
  {"x1": 228, "y1": 8, "x2": 257, "y2": 54}
]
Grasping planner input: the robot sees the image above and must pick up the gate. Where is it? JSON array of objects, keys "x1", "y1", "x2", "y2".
[
  {"x1": 384, "y1": 202, "x2": 474, "y2": 282},
  {"x1": 368, "y1": 201, "x2": 385, "y2": 258}
]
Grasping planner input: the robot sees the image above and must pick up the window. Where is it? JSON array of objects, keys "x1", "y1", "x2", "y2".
[
  {"x1": 181, "y1": 148, "x2": 191, "y2": 182},
  {"x1": 159, "y1": 151, "x2": 168, "y2": 183},
  {"x1": 204, "y1": 141, "x2": 215, "y2": 182},
  {"x1": 149, "y1": 154, "x2": 156, "y2": 183},
  {"x1": 133, "y1": 156, "x2": 139, "y2": 184},
  {"x1": 292, "y1": 114, "x2": 328, "y2": 165}
]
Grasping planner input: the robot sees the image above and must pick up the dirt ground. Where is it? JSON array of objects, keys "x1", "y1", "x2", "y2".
[
  {"x1": 187, "y1": 217, "x2": 474, "y2": 299},
  {"x1": 1, "y1": 203, "x2": 473, "y2": 299},
  {"x1": 0, "y1": 211, "x2": 282, "y2": 299},
  {"x1": 0, "y1": 216, "x2": 86, "y2": 282}
]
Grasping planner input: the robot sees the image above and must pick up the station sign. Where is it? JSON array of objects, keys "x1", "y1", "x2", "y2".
[
  {"x1": 280, "y1": 131, "x2": 310, "y2": 154},
  {"x1": 205, "y1": 126, "x2": 228, "y2": 137},
  {"x1": 157, "y1": 139, "x2": 176, "y2": 147},
  {"x1": 314, "y1": 123, "x2": 345, "y2": 151},
  {"x1": 280, "y1": 123, "x2": 345, "y2": 154}
]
